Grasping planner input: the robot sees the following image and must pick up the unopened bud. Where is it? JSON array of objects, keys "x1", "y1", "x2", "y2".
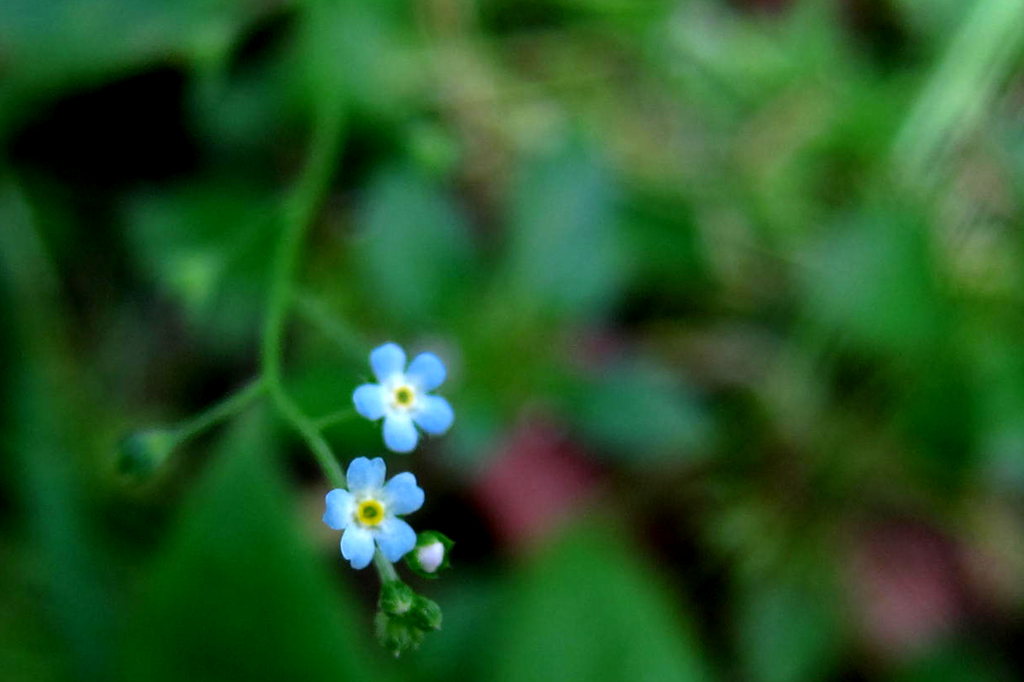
[
  {"x1": 117, "y1": 429, "x2": 177, "y2": 479},
  {"x1": 404, "y1": 531, "x2": 453, "y2": 579},
  {"x1": 375, "y1": 610, "x2": 425, "y2": 657},
  {"x1": 374, "y1": 581, "x2": 443, "y2": 656},
  {"x1": 409, "y1": 595, "x2": 442, "y2": 631},
  {"x1": 378, "y1": 580, "x2": 416, "y2": 615}
]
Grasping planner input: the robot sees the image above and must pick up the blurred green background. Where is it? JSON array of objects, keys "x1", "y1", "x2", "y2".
[{"x1": 3, "y1": 0, "x2": 1024, "y2": 680}]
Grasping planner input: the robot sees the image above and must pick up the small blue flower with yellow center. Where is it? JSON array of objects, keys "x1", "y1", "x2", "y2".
[
  {"x1": 353, "y1": 342, "x2": 454, "y2": 453},
  {"x1": 323, "y1": 457, "x2": 425, "y2": 569}
]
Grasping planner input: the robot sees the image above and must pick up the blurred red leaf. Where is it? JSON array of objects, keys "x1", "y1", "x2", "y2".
[{"x1": 472, "y1": 417, "x2": 601, "y2": 552}]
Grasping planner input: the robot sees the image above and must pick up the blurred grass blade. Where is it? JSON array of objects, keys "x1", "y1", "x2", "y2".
[{"x1": 892, "y1": 0, "x2": 1024, "y2": 191}]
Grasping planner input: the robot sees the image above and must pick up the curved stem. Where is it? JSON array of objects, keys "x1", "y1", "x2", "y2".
[
  {"x1": 261, "y1": 101, "x2": 347, "y2": 488},
  {"x1": 172, "y1": 378, "x2": 266, "y2": 445},
  {"x1": 277, "y1": 392, "x2": 347, "y2": 488},
  {"x1": 258, "y1": 98, "x2": 402, "y2": 585},
  {"x1": 313, "y1": 407, "x2": 359, "y2": 430},
  {"x1": 292, "y1": 290, "x2": 369, "y2": 363},
  {"x1": 261, "y1": 106, "x2": 344, "y2": 386}
]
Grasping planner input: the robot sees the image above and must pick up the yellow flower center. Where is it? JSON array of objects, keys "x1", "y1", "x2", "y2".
[
  {"x1": 356, "y1": 499, "x2": 385, "y2": 527},
  {"x1": 393, "y1": 385, "x2": 415, "y2": 408}
]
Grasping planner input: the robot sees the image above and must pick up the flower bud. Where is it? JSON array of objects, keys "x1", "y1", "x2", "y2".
[
  {"x1": 375, "y1": 610, "x2": 425, "y2": 657},
  {"x1": 378, "y1": 580, "x2": 416, "y2": 616},
  {"x1": 404, "y1": 531, "x2": 453, "y2": 579},
  {"x1": 117, "y1": 428, "x2": 177, "y2": 479},
  {"x1": 409, "y1": 595, "x2": 442, "y2": 631},
  {"x1": 374, "y1": 581, "x2": 443, "y2": 656}
]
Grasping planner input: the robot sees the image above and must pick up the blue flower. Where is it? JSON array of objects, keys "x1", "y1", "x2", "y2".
[
  {"x1": 352, "y1": 342, "x2": 454, "y2": 453},
  {"x1": 323, "y1": 457, "x2": 425, "y2": 570}
]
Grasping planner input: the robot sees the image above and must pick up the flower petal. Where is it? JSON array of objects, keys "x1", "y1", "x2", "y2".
[
  {"x1": 370, "y1": 343, "x2": 406, "y2": 382},
  {"x1": 341, "y1": 527, "x2": 375, "y2": 569},
  {"x1": 383, "y1": 413, "x2": 419, "y2": 453},
  {"x1": 352, "y1": 383, "x2": 387, "y2": 420},
  {"x1": 406, "y1": 352, "x2": 447, "y2": 391},
  {"x1": 382, "y1": 472, "x2": 424, "y2": 515},
  {"x1": 376, "y1": 518, "x2": 417, "y2": 562},
  {"x1": 346, "y1": 457, "x2": 386, "y2": 493},
  {"x1": 412, "y1": 395, "x2": 454, "y2": 435},
  {"x1": 322, "y1": 489, "x2": 353, "y2": 530}
]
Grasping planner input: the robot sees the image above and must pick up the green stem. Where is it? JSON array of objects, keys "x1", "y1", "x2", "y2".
[
  {"x1": 313, "y1": 407, "x2": 359, "y2": 430},
  {"x1": 292, "y1": 291, "x2": 370, "y2": 363},
  {"x1": 172, "y1": 378, "x2": 266, "y2": 445},
  {"x1": 260, "y1": 101, "x2": 347, "y2": 489},
  {"x1": 374, "y1": 549, "x2": 400, "y2": 583},
  {"x1": 274, "y1": 392, "x2": 346, "y2": 489},
  {"x1": 261, "y1": 106, "x2": 343, "y2": 386},
  {"x1": 257, "y1": 96, "x2": 402, "y2": 585}
]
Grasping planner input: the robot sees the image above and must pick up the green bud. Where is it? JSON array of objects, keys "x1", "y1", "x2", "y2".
[
  {"x1": 404, "y1": 530, "x2": 454, "y2": 579},
  {"x1": 117, "y1": 429, "x2": 177, "y2": 479},
  {"x1": 378, "y1": 580, "x2": 416, "y2": 616},
  {"x1": 374, "y1": 581, "x2": 444, "y2": 656},
  {"x1": 375, "y1": 610, "x2": 426, "y2": 658},
  {"x1": 409, "y1": 595, "x2": 443, "y2": 631}
]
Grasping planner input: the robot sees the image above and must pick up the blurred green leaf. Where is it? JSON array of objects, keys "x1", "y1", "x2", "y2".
[
  {"x1": 295, "y1": 0, "x2": 416, "y2": 118},
  {"x1": 191, "y1": 39, "x2": 302, "y2": 170},
  {"x1": 736, "y1": 578, "x2": 843, "y2": 682},
  {"x1": 446, "y1": 391, "x2": 505, "y2": 470},
  {"x1": 623, "y1": 192, "x2": 709, "y2": 298},
  {"x1": 501, "y1": 143, "x2": 624, "y2": 322},
  {"x1": 489, "y1": 521, "x2": 710, "y2": 682},
  {"x1": 0, "y1": 0, "x2": 269, "y2": 138},
  {"x1": 891, "y1": 0, "x2": 972, "y2": 40},
  {"x1": 1, "y1": 180, "x2": 116, "y2": 680},
  {"x1": 897, "y1": 351, "x2": 977, "y2": 490},
  {"x1": 970, "y1": 330, "x2": 1024, "y2": 489},
  {"x1": 119, "y1": 409, "x2": 383, "y2": 682},
  {"x1": 0, "y1": 543, "x2": 64, "y2": 682},
  {"x1": 352, "y1": 166, "x2": 476, "y2": 326},
  {"x1": 123, "y1": 182, "x2": 276, "y2": 352},
  {"x1": 804, "y1": 206, "x2": 946, "y2": 355},
  {"x1": 889, "y1": 640, "x2": 1014, "y2": 682},
  {"x1": 404, "y1": 576, "x2": 502, "y2": 682},
  {"x1": 567, "y1": 360, "x2": 710, "y2": 465}
]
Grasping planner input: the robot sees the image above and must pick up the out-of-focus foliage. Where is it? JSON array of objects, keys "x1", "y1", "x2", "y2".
[
  {"x1": 3, "y1": 0, "x2": 1024, "y2": 680},
  {"x1": 489, "y1": 522, "x2": 709, "y2": 682},
  {"x1": 120, "y1": 412, "x2": 381, "y2": 682},
  {"x1": 353, "y1": 166, "x2": 476, "y2": 327}
]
